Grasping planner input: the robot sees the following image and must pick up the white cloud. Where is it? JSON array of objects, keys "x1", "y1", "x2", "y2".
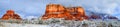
[{"x1": 26, "y1": 16, "x2": 38, "y2": 19}]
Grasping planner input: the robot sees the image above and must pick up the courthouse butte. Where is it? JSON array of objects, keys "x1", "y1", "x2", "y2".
[
  {"x1": 0, "y1": 10, "x2": 22, "y2": 20},
  {"x1": 42, "y1": 4, "x2": 88, "y2": 21}
]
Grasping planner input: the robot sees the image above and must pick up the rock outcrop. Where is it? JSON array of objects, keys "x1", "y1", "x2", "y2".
[
  {"x1": 1, "y1": 10, "x2": 22, "y2": 20},
  {"x1": 42, "y1": 4, "x2": 88, "y2": 21}
]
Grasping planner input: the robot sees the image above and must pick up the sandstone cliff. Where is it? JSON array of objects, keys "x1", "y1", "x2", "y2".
[{"x1": 42, "y1": 4, "x2": 88, "y2": 21}]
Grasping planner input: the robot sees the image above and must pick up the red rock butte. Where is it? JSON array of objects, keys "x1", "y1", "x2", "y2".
[
  {"x1": 42, "y1": 4, "x2": 88, "y2": 21},
  {"x1": 1, "y1": 10, "x2": 22, "y2": 20}
]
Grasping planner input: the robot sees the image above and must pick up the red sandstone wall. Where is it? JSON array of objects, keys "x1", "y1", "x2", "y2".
[{"x1": 42, "y1": 4, "x2": 88, "y2": 21}]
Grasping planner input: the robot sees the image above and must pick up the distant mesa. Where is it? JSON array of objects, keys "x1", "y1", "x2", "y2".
[
  {"x1": 89, "y1": 13, "x2": 118, "y2": 19},
  {"x1": 42, "y1": 4, "x2": 88, "y2": 21},
  {"x1": 0, "y1": 10, "x2": 22, "y2": 20}
]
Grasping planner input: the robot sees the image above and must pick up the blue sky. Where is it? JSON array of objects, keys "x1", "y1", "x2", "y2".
[{"x1": 0, "y1": 0, "x2": 120, "y2": 19}]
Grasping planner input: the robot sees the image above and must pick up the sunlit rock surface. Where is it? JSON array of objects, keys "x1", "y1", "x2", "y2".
[
  {"x1": 42, "y1": 4, "x2": 88, "y2": 20},
  {"x1": 1, "y1": 10, "x2": 22, "y2": 20}
]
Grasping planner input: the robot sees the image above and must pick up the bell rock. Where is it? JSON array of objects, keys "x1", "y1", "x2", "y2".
[{"x1": 1, "y1": 10, "x2": 22, "y2": 20}]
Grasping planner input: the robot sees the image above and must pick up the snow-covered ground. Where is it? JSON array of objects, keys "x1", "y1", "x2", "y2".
[
  {"x1": 1, "y1": 22, "x2": 50, "y2": 27},
  {"x1": 0, "y1": 19, "x2": 120, "y2": 27}
]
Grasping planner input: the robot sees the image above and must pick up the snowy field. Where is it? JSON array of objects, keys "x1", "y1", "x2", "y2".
[
  {"x1": 0, "y1": 19, "x2": 120, "y2": 27},
  {"x1": 1, "y1": 22, "x2": 50, "y2": 27}
]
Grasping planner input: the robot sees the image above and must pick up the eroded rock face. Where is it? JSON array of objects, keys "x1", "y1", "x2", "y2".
[
  {"x1": 42, "y1": 4, "x2": 88, "y2": 21},
  {"x1": 42, "y1": 4, "x2": 66, "y2": 20},
  {"x1": 1, "y1": 10, "x2": 22, "y2": 20}
]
